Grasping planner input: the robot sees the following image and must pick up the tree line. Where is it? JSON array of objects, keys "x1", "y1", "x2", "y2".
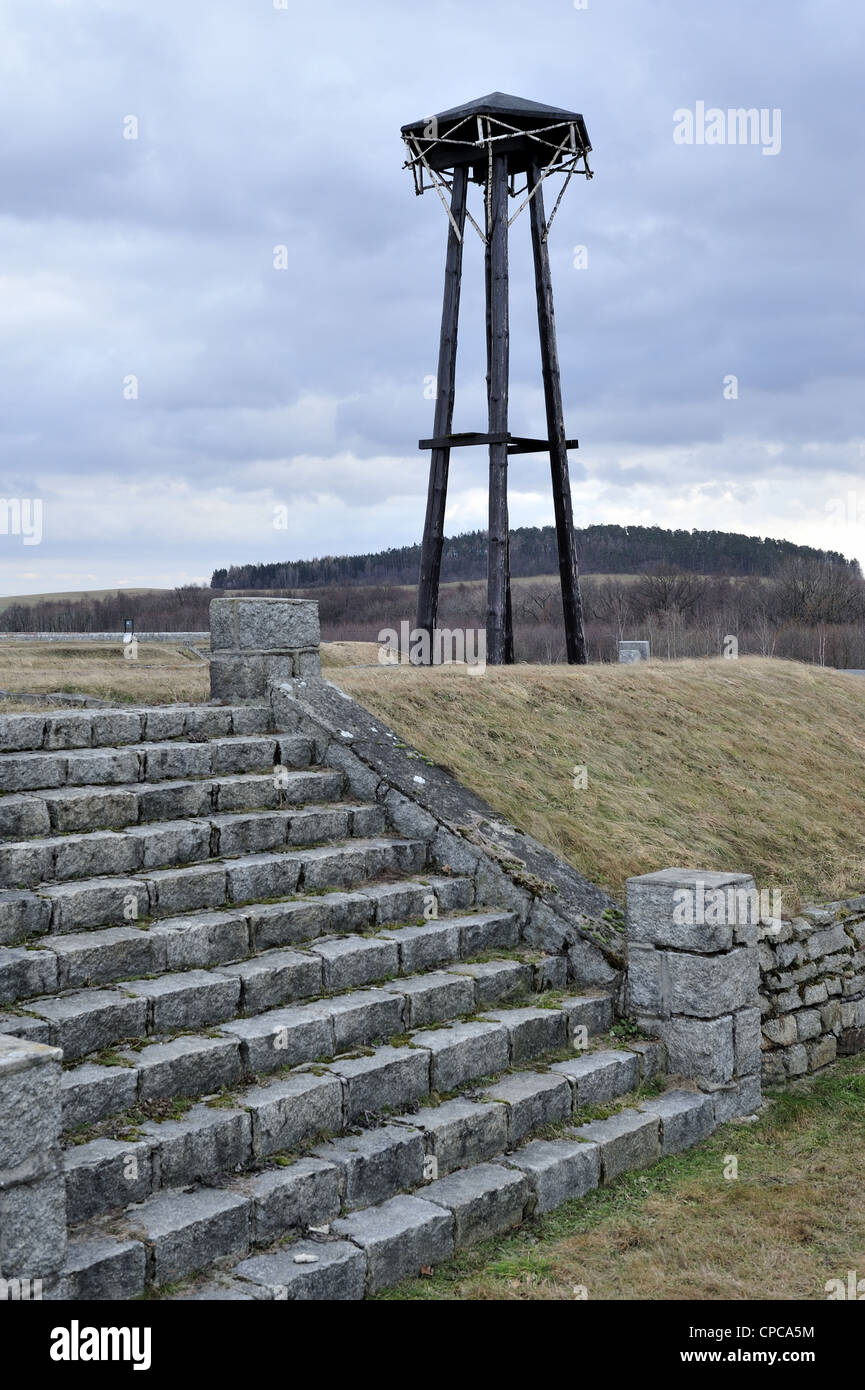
[{"x1": 211, "y1": 524, "x2": 856, "y2": 591}]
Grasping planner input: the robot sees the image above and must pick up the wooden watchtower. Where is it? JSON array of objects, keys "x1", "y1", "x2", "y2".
[{"x1": 401, "y1": 91, "x2": 593, "y2": 665}]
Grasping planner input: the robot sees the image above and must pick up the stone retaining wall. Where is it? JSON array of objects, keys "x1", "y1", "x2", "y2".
[{"x1": 758, "y1": 898, "x2": 865, "y2": 1083}]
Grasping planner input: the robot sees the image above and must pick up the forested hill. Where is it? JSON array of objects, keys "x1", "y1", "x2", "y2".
[{"x1": 211, "y1": 524, "x2": 856, "y2": 590}]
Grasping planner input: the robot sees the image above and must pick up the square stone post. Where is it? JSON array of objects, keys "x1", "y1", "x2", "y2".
[
  {"x1": 209, "y1": 598, "x2": 321, "y2": 701},
  {"x1": 626, "y1": 869, "x2": 762, "y2": 1123},
  {"x1": 0, "y1": 1033, "x2": 66, "y2": 1296}
]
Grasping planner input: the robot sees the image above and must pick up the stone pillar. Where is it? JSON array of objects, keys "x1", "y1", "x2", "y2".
[
  {"x1": 626, "y1": 869, "x2": 762, "y2": 1123},
  {"x1": 209, "y1": 598, "x2": 320, "y2": 701},
  {"x1": 0, "y1": 1033, "x2": 66, "y2": 1296}
]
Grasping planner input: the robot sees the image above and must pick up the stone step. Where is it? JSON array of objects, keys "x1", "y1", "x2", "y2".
[
  {"x1": 0, "y1": 704, "x2": 273, "y2": 755},
  {"x1": 0, "y1": 876, "x2": 478, "y2": 1005},
  {"x1": 0, "y1": 733, "x2": 311, "y2": 795},
  {"x1": 58, "y1": 991, "x2": 614, "y2": 1148},
  {"x1": 0, "y1": 768, "x2": 345, "y2": 839},
  {"x1": 62, "y1": 960, "x2": 589, "y2": 1225},
  {"x1": 57, "y1": 1039, "x2": 680, "y2": 1299},
  {"x1": 27, "y1": 911, "x2": 516, "y2": 1065},
  {"x1": 0, "y1": 802, "x2": 387, "y2": 890},
  {"x1": 0, "y1": 836, "x2": 430, "y2": 945}
]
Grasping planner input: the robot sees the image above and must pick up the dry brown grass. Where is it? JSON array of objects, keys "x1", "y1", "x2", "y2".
[
  {"x1": 333, "y1": 657, "x2": 865, "y2": 904},
  {"x1": 320, "y1": 640, "x2": 383, "y2": 668},
  {"x1": 377, "y1": 1056, "x2": 865, "y2": 1301},
  {"x1": 0, "y1": 642, "x2": 209, "y2": 706}
]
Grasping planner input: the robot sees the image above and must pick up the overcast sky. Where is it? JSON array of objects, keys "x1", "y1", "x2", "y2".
[{"x1": 1, "y1": 0, "x2": 862, "y2": 595}]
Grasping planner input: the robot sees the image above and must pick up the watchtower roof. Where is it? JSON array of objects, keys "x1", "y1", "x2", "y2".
[
  {"x1": 401, "y1": 91, "x2": 591, "y2": 178},
  {"x1": 402, "y1": 91, "x2": 588, "y2": 136}
]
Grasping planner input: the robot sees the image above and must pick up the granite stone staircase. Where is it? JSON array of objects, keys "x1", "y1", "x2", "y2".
[{"x1": 0, "y1": 699, "x2": 717, "y2": 1301}]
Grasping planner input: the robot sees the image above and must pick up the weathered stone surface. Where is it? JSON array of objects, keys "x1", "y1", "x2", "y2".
[
  {"x1": 138, "y1": 779, "x2": 211, "y2": 824},
  {"x1": 215, "y1": 948, "x2": 322, "y2": 1014},
  {"x1": 120, "y1": 970, "x2": 240, "y2": 1034},
  {"x1": 211, "y1": 596, "x2": 320, "y2": 653},
  {"x1": 0, "y1": 1012, "x2": 50, "y2": 1044},
  {"x1": 249, "y1": 1158, "x2": 340, "y2": 1246},
  {"x1": 557, "y1": 992, "x2": 614, "y2": 1038},
  {"x1": 233, "y1": 1239, "x2": 366, "y2": 1301},
  {"x1": 626, "y1": 1038, "x2": 666, "y2": 1079},
  {"x1": 380, "y1": 919, "x2": 460, "y2": 973},
  {"x1": 423, "y1": 1162, "x2": 528, "y2": 1246},
  {"x1": 47, "y1": 925, "x2": 162, "y2": 990},
  {"x1": 141, "y1": 1104, "x2": 252, "y2": 1188},
  {"x1": 796, "y1": 1008, "x2": 822, "y2": 1041},
  {"x1": 310, "y1": 934, "x2": 398, "y2": 991},
  {"x1": 551, "y1": 1049, "x2": 640, "y2": 1108},
  {"x1": 572, "y1": 1108, "x2": 661, "y2": 1182},
  {"x1": 806, "y1": 1034, "x2": 837, "y2": 1070},
  {"x1": 641, "y1": 1015, "x2": 735, "y2": 1086},
  {"x1": 54, "y1": 1237, "x2": 145, "y2": 1301},
  {"x1": 482, "y1": 1070, "x2": 571, "y2": 1145},
  {"x1": 450, "y1": 959, "x2": 532, "y2": 1006},
  {"x1": 712, "y1": 1073, "x2": 762, "y2": 1123},
  {"x1": 124, "y1": 819, "x2": 211, "y2": 870},
  {"x1": 627, "y1": 869, "x2": 755, "y2": 952},
  {"x1": 326, "y1": 989, "x2": 404, "y2": 1051},
  {"x1": 249, "y1": 894, "x2": 371, "y2": 949},
  {"x1": 313, "y1": 1124, "x2": 425, "y2": 1211},
  {"x1": 0, "y1": 712, "x2": 47, "y2": 752},
  {"x1": 638, "y1": 1088, "x2": 715, "y2": 1155},
  {"x1": 459, "y1": 911, "x2": 520, "y2": 956},
  {"x1": 632, "y1": 945, "x2": 759, "y2": 1020},
  {"x1": 0, "y1": 889, "x2": 51, "y2": 946},
  {"x1": 326, "y1": 1047, "x2": 430, "y2": 1122},
  {"x1": 0, "y1": 944, "x2": 57, "y2": 1004},
  {"x1": 246, "y1": 1072, "x2": 343, "y2": 1156},
  {"x1": 123, "y1": 1035, "x2": 242, "y2": 1102},
  {"x1": 146, "y1": 864, "x2": 226, "y2": 917},
  {"x1": 411, "y1": 1021, "x2": 509, "y2": 1092},
  {"x1": 394, "y1": 1097, "x2": 508, "y2": 1177},
  {"x1": 334, "y1": 1193, "x2": 454, "y2": 1293},
  {"x1": 0, "y1": 794, "x2": 51, "y2": 839},
  {"x1": 51, "y1": 830, "x2": 142, "y2": 882},
  {"x1": 61, "y1": 1062, "x2": 138, "y2": 1131},
  {"x1": 89, "y1": 710, "x2": 144, "y2": 747},
  {"x1": 762, "y1": 1014, "x2": 797, "y2": 1047},
  {"x1": 151, "y1": 910, "x2": 249, "y2": 970},
  {"x1": 362, "y1": 879, "x2": 430, "y2": 925},
  {"x1": 29, "y1": 989, "x2": 148, "y2": 1060},
  {"x1": 0, "y1": 1173, "x2": 66, "y2": 1278},
  {"x1": 0, "y1": 1034, "x2": 62, "y2": 1171},
  {"x1": 734, "y1": 1007, "x2": 763, "y2": 1075},
  {"x1": 385, "y1": 970, "x2": 474, "y2": 1028},
  {"x1": 508, "y1": 1137, "x2": 601, "y2": 1213},
  {"x1": 221, "y1": 1003, "x2": 333, "y2": 1075},
  {"x1": 64, "y1": 1137, "x2": 155, "y2": 1222},
  {"x1": 483, "y1": 1005, "x2": 567, "y2": 1061},
  {"x1": 126, "y1": 1186, "x2": 250, "y2": 1285}
]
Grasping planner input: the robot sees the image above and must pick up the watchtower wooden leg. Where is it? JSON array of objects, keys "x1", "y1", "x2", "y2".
[
  {"x1": 485, "y1": 154, "x2": 511, "y2": 666},
  {"x1": 528, "y1": 157, "x2": 588, "y2": 665},
  {"x1": 416, "y1": 164, "x2": 469, "y2": 653}
]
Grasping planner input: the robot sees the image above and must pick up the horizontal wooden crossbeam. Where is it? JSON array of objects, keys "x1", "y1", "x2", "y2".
[{"x1": 419, "y1": 431, "x2": 578, "y2": 454}]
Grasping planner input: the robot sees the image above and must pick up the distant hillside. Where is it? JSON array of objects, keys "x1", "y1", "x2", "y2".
[{"x1": 211, "y1": 524, "x2": 856, "y2": 590}]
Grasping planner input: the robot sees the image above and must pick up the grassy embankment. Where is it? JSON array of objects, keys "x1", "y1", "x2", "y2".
[{"x1": 3, "y1": 645, "x2": 865, "y2": 905}]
